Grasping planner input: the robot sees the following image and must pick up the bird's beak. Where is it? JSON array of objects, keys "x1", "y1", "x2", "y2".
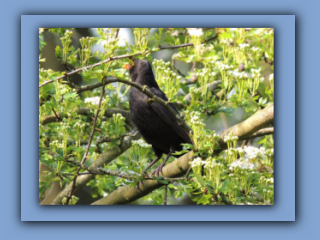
[{"x1": 122, "y1": 63, "x2": 134, "y2": 70}]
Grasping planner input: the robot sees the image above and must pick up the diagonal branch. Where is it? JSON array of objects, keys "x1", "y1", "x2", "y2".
[
  {"x1": 50, "y1": 131, "x2": 141, "y2": 205},
  {"x1": 92, "y1": 151, "x2": 195, "y2": 205},
  {"x1": 217, "y1": 103, "x2": 274, "y2": 149},
  {"x1": 65, "y1": 84, "x2": 105, "y2": 205},
  {"x1": 183, "y1": 80, "x2": 222, "y2": 102},
  {"x1": 241, "y1": 127, "x2": 274, "y2": 140},
  {"x1": 41, "y1": 79, "x2": 191, "y2": 133},
  {"x1": 99, "y1": 78, "x2": 192, "y2": 133},
  {"x1": 40, "y1": 108, "x2": 134, "y2": 129},
  {"x1": 91, "y1": 104, "x2": 274, "y2": 205},
  {"x1": 39, "y1": 36, "x2": 218, "y2": 89}
]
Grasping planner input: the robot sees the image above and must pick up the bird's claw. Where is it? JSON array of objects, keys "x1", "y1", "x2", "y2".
[{"x1": 151, "y1": 164, "x2": 164, "y2": 177}]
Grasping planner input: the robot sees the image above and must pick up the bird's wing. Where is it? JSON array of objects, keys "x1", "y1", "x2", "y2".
[{"x1": 149, "y1": 87, "x2": 193, "y2": 145}]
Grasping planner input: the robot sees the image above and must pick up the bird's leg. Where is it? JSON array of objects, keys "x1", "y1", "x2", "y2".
[
  {"x1": 142, "y1": 155, "x2": 162, "y2": 176},
  {"x1": 152, "y1": 148, "x2": 174, "y2": 177},
  {"x1": 136, "y1": 155, "x2": 162, "y2": 192}
]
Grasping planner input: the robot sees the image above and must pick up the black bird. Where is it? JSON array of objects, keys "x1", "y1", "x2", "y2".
[{"x1": 124, "y1": 59, "x2": 193, "y2": 176}]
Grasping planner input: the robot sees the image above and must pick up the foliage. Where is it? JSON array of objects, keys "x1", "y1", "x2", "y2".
[{"x1": 39, "y1": 28, "x2": 274, "y2": 205}]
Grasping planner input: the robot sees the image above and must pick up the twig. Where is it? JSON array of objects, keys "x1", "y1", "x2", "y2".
[
  {"x1": 66, "y1": 159, "x2": 137, "y2": 180},
  {"x1": 65, "y1": 83, "x2": 106, "y2": 205},
  {"x1": 185, "y1": 166, "x2": 192, "y2": 181},
  {"x1": 114, "y1": 28, "x2": 120, "y2": 39},
  {"x1": 51, "y1": 130, "x2": 141, "y2": 205},
  {"x1": 75, "y1": 78, "x2": 115, "y2": 93},
  {"x1": 39, "y1": 37, "x2": 218, "y2": 89},
  {"x1": 80, "y1": 86, "x2": 105, "y2": 166},
  {"x1": 51, "y1": 107, "x2": 62, "y2": 122},
  {"x1": 181, "y1": 79, "x2": 198, "y2": 85},
  {"x1": 241, "y1": 139, "x2": 249, "y2": 148},
  {"x1": 40, "y1": 108, "x2": 134, "y2": 129},
  {"x1": 97, "y1": 78, "x2": 192, "y2": 134},
  {"x1": 191, "y1": 61, "x2": 196, "y2": 72},
  {"x1": 183, "y1": 80, "x2": 222, "y2": 102},
  {"x1": 171, "y1": 55, "x2": 186, "y2": 78},
  {"x1": 96, "y1": 132, "x2": 134, "y2": 145}
]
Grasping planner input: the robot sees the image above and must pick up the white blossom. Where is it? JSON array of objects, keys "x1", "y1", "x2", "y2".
[
  {"x1": 251, "y1": 68, "x2": 261, "y2": 78},
  {"x1": 216, "y1": 61, "x2": 232, "y2": 70},
  {"x1": 251, "y1": 47, "x2": 261, "y2": 52},
  {"x1": 239, "y1": 43, "x2": 250, "y2": 49},
  {"x1": 244, "y1": 146, "x2": 260, "y2": 159},
  {"x1": 187, "y1": 28, "x2": 203, "y2": 37},
  {"x1": 190, "y1": 157, "x2": 205, "y2": 168},
  {"x1": 229, "y1": 159, "x2": 254, "y2": 170},
  {"x1": 85, "y1": 96, "x2": 100, "y2": 105},
  {"x1": 266, "y1": 178, "x2": 274, "y2": 183},
  {"x1": 132, "y1": 139, "x2": 152, "y2": 148},
  {"x1": 260, "y1": 147, "x2": 266, "y2": 155},
  {"x1": 269, "y1": 73, "x2": 274, "y2": 81}
]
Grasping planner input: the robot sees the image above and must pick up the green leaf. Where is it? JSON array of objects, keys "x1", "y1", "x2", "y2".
[
  {"x1": 172, "y1": 150, "x2": 188, "y2": 155},
  {"x1": 55, "y1": 46, "x2": 63, "y2": 59},
  {"x1": 64, "y1": 92, "x2": 78, "y2": 100},
  {"x1": 168, "y1": 184, "x2": 177, "y2": 189},
  {"x1": 182, "y1": 143, "x2": 194, "y2": 150}
]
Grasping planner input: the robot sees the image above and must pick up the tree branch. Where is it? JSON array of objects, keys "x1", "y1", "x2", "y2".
[
  {"x1": 91, "y1": 104, "x2": 274, "y2": 205},
  {"x1": 50, "y1": 131, "x2": 141, "y2": 205},
  {"x1": 218, "y1": 103, "x2": 274, "y2": 149},
  {"x1": 66, "y1": 160, "x2": 137, "y2": 180},
  {"x1": 241, "y1": 127, "x2": 274, "y2": 140},
  {"x1": 66, "y1": 160, "x2": 185, "y2": 183},
  {"x1": 91, "y1": 151, "x2": 195, "y2": 205},
  {"x1": 73, "y1": 77, "x2": 118, "y2": 93},
  {"x1": 40, "y1": 108, "x2": 134, "y2": 129},
  {"x1": 183, "y1": 80, "x2": 222, "y2": 102},
  {"x1": 99, "y1": 78, "x2": 192, "y2": 133},
  {"x1": 65, "y1": 84, "x2": 106, "y2": 205},
  {"x1": 39, "y1": 37, "x2": 218, "y2": 89}
]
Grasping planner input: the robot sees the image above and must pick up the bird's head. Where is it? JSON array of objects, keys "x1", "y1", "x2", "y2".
[{"x1": 122, "y1": 59, "x2": 159, "y2": 88}]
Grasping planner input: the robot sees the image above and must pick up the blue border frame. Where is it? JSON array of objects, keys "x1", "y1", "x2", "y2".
[{"x1": 22, "y1": 15, "x2": 295, "y2": 221}]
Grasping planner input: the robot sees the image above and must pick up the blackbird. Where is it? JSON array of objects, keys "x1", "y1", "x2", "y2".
[{"x1": 123, "y1": 59, "x2": 193, "y2": 176}]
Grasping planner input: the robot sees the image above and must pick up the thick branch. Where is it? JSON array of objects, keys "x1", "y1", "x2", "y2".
[
  {"x1": 91, "y1": 151, "x2": 194, "y2": 205},
  {"x1": 91, "y1": 103, "x2": 274, "y2": 205},
  {"x1": 218, "y1": 103, "x2": 274, "y2": 148},
  {"x1": 241, "y1": 127, "x2": 274, "y2": 140},
  {"x1": 50, "y1": 131, "x2": 141, "y2": 205},
  {"x1": 66, "y1": 161, "x2": 185, "y2": 183}
]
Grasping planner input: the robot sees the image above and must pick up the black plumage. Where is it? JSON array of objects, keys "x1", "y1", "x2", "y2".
[{"x1": 126, "y1": 59, "x2": 193, "y2": 176}]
